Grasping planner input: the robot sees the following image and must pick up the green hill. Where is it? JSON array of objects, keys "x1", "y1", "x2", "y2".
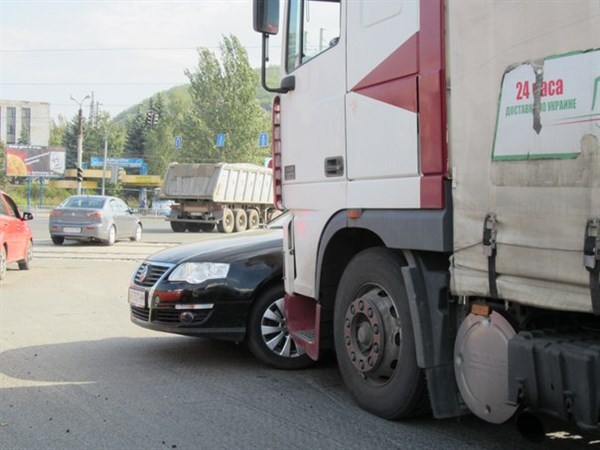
[{"x1": 114, "y1": 66, "x2": 281, "y2": 123}]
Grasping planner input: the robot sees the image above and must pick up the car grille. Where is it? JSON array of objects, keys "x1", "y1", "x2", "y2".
[
  {"x1": 130, "y1": 306, "x2": 210, "y2": 324},
  {"x1": 133, "y1": 262, "x2": 172, "y2": 287}
]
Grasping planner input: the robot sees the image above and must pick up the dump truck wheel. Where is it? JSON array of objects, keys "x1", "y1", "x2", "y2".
[
  {"x1": 218, "y1": 208, "x2": 235, "y2": 233},
  {"x1": 170, "y1": 221, "x2": 186, "y2": 233},
  {"x1": 247, "y1": 209, "x2": 260, "y2": 229},
  {"x1": 234, "y1": 209, "x2": 248, "y2": 232}
]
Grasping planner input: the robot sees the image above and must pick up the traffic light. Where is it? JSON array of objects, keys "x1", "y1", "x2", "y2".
[
  {"x1": 76, "y1": 167, "x2": 84, "y2": 182},
  {"x1": 146, "y1": 110, "x2": 159, "y2": 126}
]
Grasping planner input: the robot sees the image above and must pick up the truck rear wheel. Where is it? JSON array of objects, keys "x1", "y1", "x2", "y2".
[
  {"x1": 217, "y1": 208, "x2": 234, "y2": 233},
  {"x1": 200, "y1": 223, "x2": 215, "y2": 232},
  {"x1": 170, "y1": 221, "x2": 187, "y2": 233},
  {"x1": 234, "y1": 209, "x2": 247, "y2": 232},
  {"x1": 186, "y1": 223, "x2": 201, "y2": 232},
  {"x1": 334, "y1": 247, "x2": 428, "y2": 419},
  {"x1": 247, "y1": 209, "x2": 260, "y2": 229}
]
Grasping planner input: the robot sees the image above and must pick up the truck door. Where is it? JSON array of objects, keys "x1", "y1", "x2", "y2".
[
  {"x1": 345, "y1": 1, "x2": 422, "y2": 209},
  {"x1": 279, "y1": 0, "x2": 345, "y2": 297}
]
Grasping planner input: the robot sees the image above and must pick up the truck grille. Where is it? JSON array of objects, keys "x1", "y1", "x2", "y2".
[{"x1": 133, "y1": 262, "x2": 172, "y2": 287}]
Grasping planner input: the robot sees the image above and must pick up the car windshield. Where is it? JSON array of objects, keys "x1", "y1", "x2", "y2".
[{"x1": 61, "y1": 197, "x2": 105, "y2": 209}]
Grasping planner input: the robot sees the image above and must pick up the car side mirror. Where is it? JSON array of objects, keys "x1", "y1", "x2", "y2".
[{"x1": 22, "y1": 211, "x2": 34, "y2": 221}]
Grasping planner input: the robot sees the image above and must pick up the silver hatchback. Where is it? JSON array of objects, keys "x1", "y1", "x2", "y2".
[{"x1": 49, "y1": 195, "x2": 142, "y2": 246}]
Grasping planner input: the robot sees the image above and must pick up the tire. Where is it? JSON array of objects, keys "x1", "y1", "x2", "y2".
[
  {"x1": 217, "y1": 208, "x2": 234, "y2": 233},
  {"x1": 104, "y1": 225, "x2": 116, "y2": 246},
  {"x1": 200, "y1": 223, "x2": 215, "y2": 232},
  {"x1": 233, "y1": 209, "x2": 248, "y2": 233},
  {"x1": 18, "y1": 240, "x2": 33, "y2": 270},
  {"x1": 186, "y1": 223, "x2": 202, "y2": 233},
  {"x1": 170, "y1": 221, "x2": 187, "y2": 233},
  {"x1": 130, "y1": 223, "x2": 143, "y2": 242},
  {"x1": 247, "y1": 284, "x2": 314, "y2": 370},
  {"x1": 247, "y1": 209, "x2": 260, "y2": 229},
  {"x1": 0, "y1": 246, "x2": 6, "y2": 281},
  {"x1": 51, "y1": 236, "x2": 65, "y2": 245},
  {"x1": 334, "y1": 247, "x2": 428, "y2": 419}
]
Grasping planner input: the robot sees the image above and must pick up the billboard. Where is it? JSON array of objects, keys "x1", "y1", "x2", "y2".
[{"x1": 6, "y1": 145, "x2": 66, "y2": 178}]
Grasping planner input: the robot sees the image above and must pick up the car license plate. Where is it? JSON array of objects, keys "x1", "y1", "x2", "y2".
[
  {"x1": 129, "y1": 288, "x2": 146, "y2": 308},
  {"x1": 63, "y1": 227, "x2": 81, "y2": 233}
]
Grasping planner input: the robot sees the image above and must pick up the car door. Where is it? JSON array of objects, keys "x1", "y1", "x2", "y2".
[
  {"x1": 0, "y1": 193, "x2": 27, "y2": 262},
  {"x1": 111, "y1": 199, "x2": 135, "y2": 237}
]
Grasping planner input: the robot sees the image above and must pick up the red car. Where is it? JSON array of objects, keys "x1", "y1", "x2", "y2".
[{"x1": 0, "y1": 191, "x2": 33, "y2": 280}]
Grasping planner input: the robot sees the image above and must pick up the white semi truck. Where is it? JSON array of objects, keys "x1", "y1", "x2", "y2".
[
  {"x1": 253, "y1": 0, "x2": 600, "y2": 436},
  {"x1": 160, "y1": 162, "x2": 275, "y2": 233}
]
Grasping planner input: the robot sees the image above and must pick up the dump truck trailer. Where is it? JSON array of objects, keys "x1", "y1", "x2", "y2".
[{"x1": 160, "y1": 162, "x2": 275, "y2": 233}]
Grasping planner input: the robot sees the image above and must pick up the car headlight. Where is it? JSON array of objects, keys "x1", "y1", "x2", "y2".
[{"x1": 168, "y1": 262, "x2": 230, "y2": 284}]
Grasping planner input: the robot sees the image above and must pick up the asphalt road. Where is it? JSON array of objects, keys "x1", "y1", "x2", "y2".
[{"x1": 0, "y1": 215, "x2": 598, "y2": 449}]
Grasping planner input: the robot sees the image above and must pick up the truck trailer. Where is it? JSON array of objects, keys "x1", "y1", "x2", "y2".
[
  {"x1": 160, "y1": 162, "x2": 275, "y2": 233},
  {"x1": 253, "y1": 0, "x2": 600, "y2": 434}
]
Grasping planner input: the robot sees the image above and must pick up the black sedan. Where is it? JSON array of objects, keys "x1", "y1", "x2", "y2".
[{"x1": 128, "y1": 215, "x2": 312, "y2": 370}]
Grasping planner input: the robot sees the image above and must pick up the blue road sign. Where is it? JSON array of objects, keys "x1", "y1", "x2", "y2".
[
  {"x1": 174, "y1": 136, "x2": 183, "y2": 149},
  {"x1": 259, "y1": 132, "x2": 269, "y2": 148},
  {"x1": 216, "y1": 133, "x2": 226, "y2": 148}
]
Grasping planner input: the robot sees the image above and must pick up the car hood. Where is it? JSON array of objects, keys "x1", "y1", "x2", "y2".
[{"x1": 147, "y1": 229, "x2": 283, "y2": 264}]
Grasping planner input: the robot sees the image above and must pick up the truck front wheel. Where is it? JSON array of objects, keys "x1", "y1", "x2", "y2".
[{"x1": 334, "y1": 247, "x2": 428, "y2": 419}]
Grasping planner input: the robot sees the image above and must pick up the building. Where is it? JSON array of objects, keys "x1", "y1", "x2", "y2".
[{"x1": 0, "y1": 100, "x2": 50, "y2": 146}]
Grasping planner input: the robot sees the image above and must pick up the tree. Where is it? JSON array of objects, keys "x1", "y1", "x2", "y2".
[
  {"x1": 49, "y1": 116, "x2": 68, "y2": 146},
  {"x1": 0, "y1": 141, "x2": 8, "y2": 186},
  {"x1": 144, "y1": 90, "x2": 190, "y2": 177},
  {"x1": 124, "y1": 108, "x2": 147, "y2": 158},
  {"x1": 183, "y1": 34, "x2": 271, "y2": 164},
  {"x1": 17, "y1": 127, "x2": 30, "y2": 145},
  {"x1": 62, "y1": 111, "x2": 125, "y2": 168}
]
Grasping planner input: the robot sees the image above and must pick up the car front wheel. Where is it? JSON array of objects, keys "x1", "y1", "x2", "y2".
[
  {"x1": 247, "y1": 284, "x2": 314, "y2": 370},
  {"x1": 18, "y1": 240, "x2": 33, "y2": 270}
]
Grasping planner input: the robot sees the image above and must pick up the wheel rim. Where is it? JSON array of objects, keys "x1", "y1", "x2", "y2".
[
  {"x1": 343, "y1": 283, "x2": 401, "y2": 386},
  {"x1": 108, "y1": 226, "x2": 116, "y2": 244},
  {"x1": 135, "y1": 225, "x2": 142, "y2": 241},
  {"x1": 261, "y1": 297, "x2": 305, "y2": 358}
]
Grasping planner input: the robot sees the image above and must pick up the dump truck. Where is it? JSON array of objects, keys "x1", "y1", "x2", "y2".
[
  {"x1": 252, "y1": 0, "x2": 600, "y2": 437},
  {"x1": 160, "y1": 162, "x2": 275, "y2": 233}
]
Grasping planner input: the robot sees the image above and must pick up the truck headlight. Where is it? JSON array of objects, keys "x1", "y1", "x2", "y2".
[{"x1": 168, "y1": 262, "x2": 230, "y2": 284}]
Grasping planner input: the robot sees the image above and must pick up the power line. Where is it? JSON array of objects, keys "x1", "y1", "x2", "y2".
[{"x1": 0, "y1": 45, "x2": 279, "y2": 53}]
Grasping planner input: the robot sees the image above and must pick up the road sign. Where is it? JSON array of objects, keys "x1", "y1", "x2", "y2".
[
  {"x1": 259, "y1": 132, "x2": 269, "y2": 148},
  {"x1": 174, "y1": 136, "x2": 182, "y2": 149},
  {"x1": 216, "y1": 133, "x2": 226, "y2": 148}
]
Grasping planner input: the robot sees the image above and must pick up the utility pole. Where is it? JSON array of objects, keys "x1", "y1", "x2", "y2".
[
  {"x1": 70, "y1": 94, "x2": 90, "y2": 195},
  {"x1": 102, "y1": 127, "x2": 109, "y2": 196}
]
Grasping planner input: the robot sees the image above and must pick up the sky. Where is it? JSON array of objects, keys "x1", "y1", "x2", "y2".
[{"x1": 0, "y1": 0, "x2": 279, "y2": 122}]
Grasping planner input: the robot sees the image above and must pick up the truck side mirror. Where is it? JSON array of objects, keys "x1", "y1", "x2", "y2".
[
  {"x1": 253, "y1": 0, "x2": 293, "y2": 94},
  {"x1": 253, "y1": 0, "x2": 279, "y2": 35}
]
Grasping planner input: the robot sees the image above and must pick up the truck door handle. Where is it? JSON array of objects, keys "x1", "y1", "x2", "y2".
[{"x1": 325, "y1": 157, "x2": 344, "y2": 177}]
